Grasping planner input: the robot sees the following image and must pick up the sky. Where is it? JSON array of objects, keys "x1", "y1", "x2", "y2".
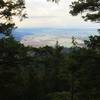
[
  {"x1": 16, "y1": 0, "x2": 100, "y2": 29},
  {"x1": 15, "y1": 0, "x2": 99, "y2": 47}
]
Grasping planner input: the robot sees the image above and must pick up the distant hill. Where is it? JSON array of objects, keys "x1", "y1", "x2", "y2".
[{"x1": 13, "y1": 28, "x2": 98, "y2": 40}]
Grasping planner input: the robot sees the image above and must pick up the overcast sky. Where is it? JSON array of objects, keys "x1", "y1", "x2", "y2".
[{"x1": 16, "y1": 0, "x2": 100, "y2": 28}]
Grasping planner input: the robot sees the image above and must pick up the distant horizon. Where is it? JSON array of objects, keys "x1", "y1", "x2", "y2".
[
  {"x1": 17, "y1": 27, "x2": 99, "y2": 29},
  {"x1": 13, "y1": 28, "x2": 99, "y2": 47}
]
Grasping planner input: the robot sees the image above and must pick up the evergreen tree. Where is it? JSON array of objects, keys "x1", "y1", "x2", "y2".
[
  {"x1": 0, "y1": 0, "x2": 26, "y2": 36},
  {"x1": 70, "y1": 0, "x2": 100, "y2": 22}
]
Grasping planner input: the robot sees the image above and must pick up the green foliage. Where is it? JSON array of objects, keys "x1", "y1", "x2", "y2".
[
  {"x1": 84, "y1": 35, "x2": 100, "y2": 50},
  {"x1": 0, "y1": 36, "x2": 100, "y2": 100},
  {"x1": 46, "y1": 92, "x2": 70, "y2": 100},
  {"x1": 70, "y1": 0, "x2": 100, "y2": 22},
  {"x1": 0, "y1": 0, "x2": 26, "y2": 36},
  {"x1": 0, "y1": 37, "x2": 33, "y2": 100}
]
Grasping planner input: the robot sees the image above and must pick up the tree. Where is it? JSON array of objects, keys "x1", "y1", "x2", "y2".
[
  {"x1": 70, "y1": 0, "x2": 100, "y2": 22},
  {"x1": 0, "y1": 37, "x2": 35, "y2": 100},
  {"x1": 0, "y1": 0, "x2": 26, "y2": 36},
  {"x1": 47, "y1": 0, "x2": 60, "y2": 3}
]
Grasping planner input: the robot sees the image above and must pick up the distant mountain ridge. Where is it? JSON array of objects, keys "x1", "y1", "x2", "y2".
[
  {"x1": 0, "y1": 28, "x2": 98, "y2": 47},
  {"x1": 13, "y1": 28, "x2": 98, "y2": 40}
]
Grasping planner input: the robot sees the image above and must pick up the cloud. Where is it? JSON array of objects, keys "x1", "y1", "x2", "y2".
[{"x1": 14, "y1": 0, "x2": 100, "y2": 28}]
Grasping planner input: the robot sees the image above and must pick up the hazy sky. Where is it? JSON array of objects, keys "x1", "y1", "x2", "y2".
[{"x1": 16, "y1": 0, "x2": 100, "y2": 28}]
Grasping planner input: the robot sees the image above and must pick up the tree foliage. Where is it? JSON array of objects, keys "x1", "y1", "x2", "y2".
[
  {"x1": 70, "y1": 0, "x2": 100, "y2": 22},
  {"x1": 0, "y1": 36, "x2": 100, "y2": 100},
  {"x1": 0, "y1": 0, "x2": 26, "y2": 36}
]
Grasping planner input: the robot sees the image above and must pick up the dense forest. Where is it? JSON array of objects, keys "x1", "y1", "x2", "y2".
[{"x1": 0, "y1": 0, "x2": 100, "y2": 100}]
